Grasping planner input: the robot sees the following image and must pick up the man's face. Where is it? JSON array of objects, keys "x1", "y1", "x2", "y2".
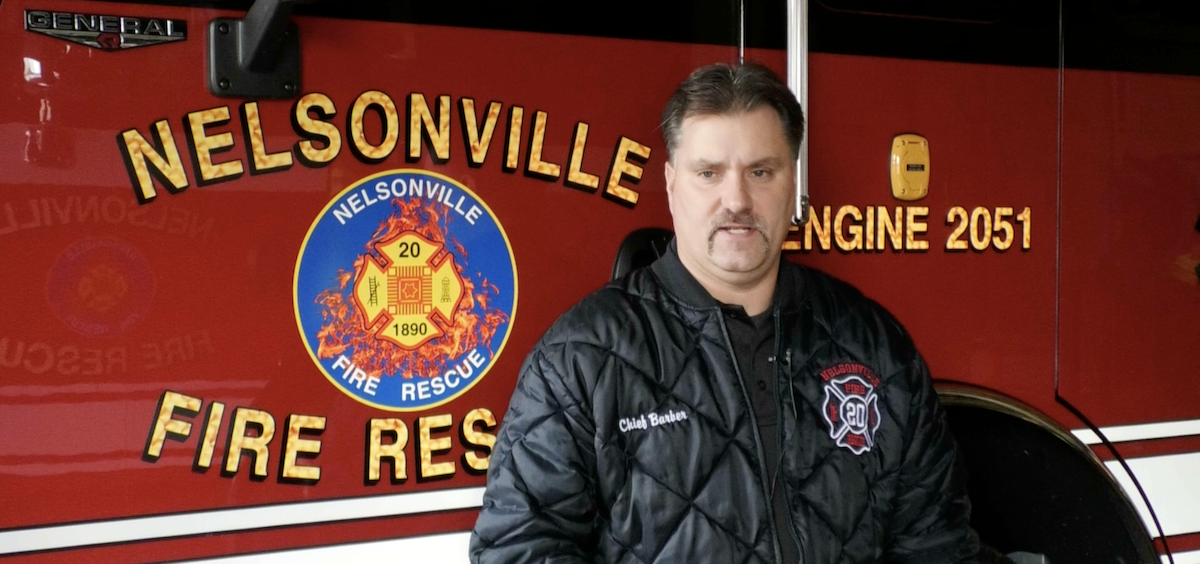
[{"x1": 665, "y1": 106, "x2": 797, "y2": 290}]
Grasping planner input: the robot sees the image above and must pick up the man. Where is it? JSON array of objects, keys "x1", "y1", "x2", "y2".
[{"x1": 470, "y1": 63, "x2": 979, "y2": 563}]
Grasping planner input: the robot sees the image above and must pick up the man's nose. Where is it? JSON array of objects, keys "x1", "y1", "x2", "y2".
[{"x1": 720, "y1": 175, "x2": 752, "y2": 213}]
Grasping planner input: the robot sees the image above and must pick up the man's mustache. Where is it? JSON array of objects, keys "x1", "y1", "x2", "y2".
[{"x1": 707, "y1": 210, "x2": 766, "y2": 240}]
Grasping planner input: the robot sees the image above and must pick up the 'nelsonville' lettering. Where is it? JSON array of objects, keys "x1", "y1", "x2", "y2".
[{"x1": 118, "y1": 92, "x2": 651, "y2": 208}]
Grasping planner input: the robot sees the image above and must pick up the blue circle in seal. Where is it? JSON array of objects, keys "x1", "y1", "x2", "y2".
[{"x1": 294, "y1": 170, "x2": 517, "y2": 411}]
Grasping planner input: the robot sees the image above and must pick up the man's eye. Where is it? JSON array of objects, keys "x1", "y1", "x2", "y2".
[
  {"x1": 699, "y1": 170, "x2": 715, "y2": 179},
  {"x1": 751, "y1": 169, "x2": 770, "y2": 178}
]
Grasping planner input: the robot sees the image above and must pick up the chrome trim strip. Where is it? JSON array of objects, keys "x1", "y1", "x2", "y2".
[{"x1": 787, "y1": 0, "x2": 810, "y2": 224}]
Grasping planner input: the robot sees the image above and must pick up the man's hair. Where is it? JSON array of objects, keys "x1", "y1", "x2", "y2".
[{"x1": 660, "y1": 62, "x2": 805, "y2": 162}]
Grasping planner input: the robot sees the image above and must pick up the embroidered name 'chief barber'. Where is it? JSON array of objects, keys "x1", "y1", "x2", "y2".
[{"x1": 619, "y1": 409, "x2": 688, "y2": 433}]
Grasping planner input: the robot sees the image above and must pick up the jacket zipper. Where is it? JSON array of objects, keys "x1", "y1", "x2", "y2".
[
  {"x1": 714, "y1": 311, "x2": 784, "y2": 564},
  {"x1": 774, "y1": 311, "x2": 805, "y2": 562}
]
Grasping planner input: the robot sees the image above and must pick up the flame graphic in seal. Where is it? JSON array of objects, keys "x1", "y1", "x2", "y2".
[{"x1": 312, "y1": 197, "x2": 508, "y2": 379}]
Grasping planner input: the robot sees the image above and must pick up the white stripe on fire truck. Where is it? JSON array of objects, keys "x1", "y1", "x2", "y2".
[
  {"x1": 1072, "y1": 419, "x2": 1200, "y2": 445},
  {"x1": 1107, "y1": 453, "x2": 1200, "y2": 538},
  {"x1": 6, "y1": 452, "x2": 1200, "y2": 556},
  {"x1": 1166, "y1": 549, "x2": 1200, "y2": 564},
  {"x1": 0, "y1": 487, "x2": 484, "y2": 556},
  {"x1": 171, "y1": 531, "x2": 472, "y2": 563},
  {"x1": 1164, "y1": 549, "x2": 1200, "y2": 564}
]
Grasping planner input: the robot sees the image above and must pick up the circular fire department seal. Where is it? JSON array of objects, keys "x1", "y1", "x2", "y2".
[
  {"x1": 46, "y1": 237, "x2": 154, "y2": 338},
  {"x1": 294, "y1": 170, "x2": 517, "y2": 411}
]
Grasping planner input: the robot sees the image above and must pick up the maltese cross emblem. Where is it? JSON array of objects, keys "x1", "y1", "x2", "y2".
[{"x1": 820, "y1": 373, "x2": 882, "y2": 455}]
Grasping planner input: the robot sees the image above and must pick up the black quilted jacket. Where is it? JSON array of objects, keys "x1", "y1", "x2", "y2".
[{"x1": 470, "y1": 248, "x2": 979, "y2": 563}]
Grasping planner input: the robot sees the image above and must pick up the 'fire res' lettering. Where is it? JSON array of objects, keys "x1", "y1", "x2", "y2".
[{"x1": 141, "y1": 390, "x2": 499, "y2": 483}]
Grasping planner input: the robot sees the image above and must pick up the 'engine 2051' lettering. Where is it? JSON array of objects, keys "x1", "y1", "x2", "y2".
[{"x1": 784, "y1": 205, "x2": 1032, "y2": 254}]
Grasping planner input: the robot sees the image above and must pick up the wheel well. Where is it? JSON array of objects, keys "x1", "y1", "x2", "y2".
[{"x1": 938, "y1": 385, "x2": 1159, "y2": 564}]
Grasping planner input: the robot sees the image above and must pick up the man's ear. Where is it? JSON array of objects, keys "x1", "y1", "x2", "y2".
[
  {"x1": 667, "y1": 160, "x2": 676, "y2": 208},
  {"x1": 664, "y1": 160, "x2": 676, "y2": 213}
]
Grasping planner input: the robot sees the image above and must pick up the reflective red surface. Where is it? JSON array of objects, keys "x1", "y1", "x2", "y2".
[{"x1": 2, "y1": 0, "x2": 1198, "y2": 561}]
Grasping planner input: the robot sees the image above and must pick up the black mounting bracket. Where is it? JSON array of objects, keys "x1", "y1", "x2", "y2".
[{"x1": 207, "y1": 0, "x2": 304, "y2": 98}]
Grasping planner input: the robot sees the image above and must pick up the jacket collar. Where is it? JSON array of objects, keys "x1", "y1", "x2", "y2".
[{"x1": 650, "y1": 239, "x2": 801, "y2": 313}]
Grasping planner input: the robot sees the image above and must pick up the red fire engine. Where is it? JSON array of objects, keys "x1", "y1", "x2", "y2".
[{"x1": 2, "y1": 0, "x2": 1198, "y2": 562}]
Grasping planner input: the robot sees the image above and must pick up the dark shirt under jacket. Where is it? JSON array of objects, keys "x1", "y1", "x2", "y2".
[{"x1": 722, "y1": 289, "x2": 800, "y2": 563}]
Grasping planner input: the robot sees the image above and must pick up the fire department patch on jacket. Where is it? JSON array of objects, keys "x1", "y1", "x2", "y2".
[{"x1": 819, "y1": 363, "x2": 883, "y2": 455}]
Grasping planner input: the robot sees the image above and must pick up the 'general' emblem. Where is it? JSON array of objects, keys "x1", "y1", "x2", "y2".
[
  {"x1": 294, "y1": 170, "x2": 517, "y2": 411},
  {"x1": 24, "y1": 10, "x2": 186, "y2": 51},
  {"x1": 819, "y1": 363, "x2": 883, "y2": 455}
]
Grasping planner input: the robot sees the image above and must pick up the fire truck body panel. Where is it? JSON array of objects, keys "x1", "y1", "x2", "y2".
[{"x1": 1, "y1": 0, "x2": 1198, "y2": 562}]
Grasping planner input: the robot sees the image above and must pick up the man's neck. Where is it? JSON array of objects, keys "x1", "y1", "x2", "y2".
[{"x1": 679, "y1": 254, "x2": 779, "y2": 317}]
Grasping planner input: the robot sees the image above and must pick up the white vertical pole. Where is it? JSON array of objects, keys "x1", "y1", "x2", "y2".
[{"x1": 787, "y1": 0, "x2": 810, "y2": 224}]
